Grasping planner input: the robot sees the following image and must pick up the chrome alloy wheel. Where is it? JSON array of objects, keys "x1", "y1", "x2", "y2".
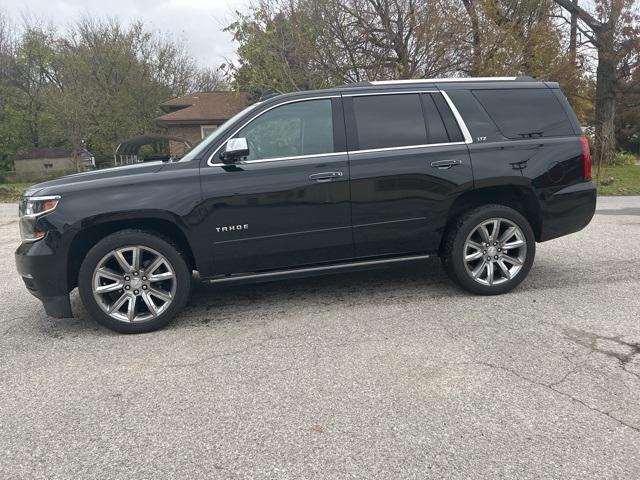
[
  {"x1": 463, "y1": 218, "x2": 527, "y2": 286},
  {"x1": 92, "y1": 245, "x2": 176, "y2": 323}
]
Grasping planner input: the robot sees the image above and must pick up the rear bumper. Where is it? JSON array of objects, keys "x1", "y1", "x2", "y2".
[
  {"x1": 538, "y1": 181, "x2": 597, "y2": 242},
  {"x1": 15, "y1": 240, "x2": 72, "y2": 318}
]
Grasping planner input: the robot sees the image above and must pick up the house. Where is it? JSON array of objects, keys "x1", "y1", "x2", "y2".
[
  {"x1": 14, "y1": 146, "x2": 94, "y2": 180},
  {"x1": 156, "y1": 92, "x2": 248, "y2": 157}
]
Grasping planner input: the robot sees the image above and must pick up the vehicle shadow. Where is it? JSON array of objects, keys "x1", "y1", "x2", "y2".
[
  {"x1": 58, "y1": 252, "x2": 625, "y2": 336},
  {"x1": 63, "y1": 257, "x2": 454, "y2": 335}
]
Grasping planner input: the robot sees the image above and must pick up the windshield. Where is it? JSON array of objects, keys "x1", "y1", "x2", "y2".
[{"x1": 178, "y1": 101, "x2": 262, "y2": 162}]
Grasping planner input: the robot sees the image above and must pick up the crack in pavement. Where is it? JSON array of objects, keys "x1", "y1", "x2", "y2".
[
  {"x1": 563, "y1": 328, "x2": 640, "y2": 365},
  {"x1": 460, "y1": 360, "x2": 640, "y2": 434}
]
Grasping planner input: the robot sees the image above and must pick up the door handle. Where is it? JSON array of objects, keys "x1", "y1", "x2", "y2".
[
  {"x1": 430, "y1": 159, "x2": 462, "y2": 169},
  {"x1": 309, "y1": 171, "x2": 343, "y2": 182}
]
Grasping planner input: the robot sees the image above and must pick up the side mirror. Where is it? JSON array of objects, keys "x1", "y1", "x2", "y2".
[{"x1": 221, "y1": 137, "x2": 249, "y2": 162}]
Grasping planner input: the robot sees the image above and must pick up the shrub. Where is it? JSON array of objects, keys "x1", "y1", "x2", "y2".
[
  {"x1": 611, "y1": 151, "x2": 638, "y2": 166},
  {"x1": 0, "y1": 184, "x2": 26, "y2": 202}
]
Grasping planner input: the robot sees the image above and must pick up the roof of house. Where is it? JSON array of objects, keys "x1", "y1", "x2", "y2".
[
  {"x1": 156, "y1": 91, "x2": 248, "y2": 125},
  {"x1": 15, "y1": 145, "x2": 94, "y2": 161},
  {"x1": 14, "y1": 147, "x2": 71, "y2": 161}
]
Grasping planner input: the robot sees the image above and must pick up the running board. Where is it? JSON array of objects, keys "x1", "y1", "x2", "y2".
[{"x1": 207, "y1": 254, "x2": 431, "y2": 285}]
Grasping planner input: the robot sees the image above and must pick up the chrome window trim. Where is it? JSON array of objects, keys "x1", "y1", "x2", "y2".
[
  {"x1": 206, "y1": 96, "x2": 340, "y2": 167},
  {"x1": 343, "y1": 90, "x2": 438, "y2": 97},
  {"x1": 206, "y1": 90, "x2": 473, "y2": 167},
  {"x1": 348, "y1": 141, "x2": 467, "y2": 156},
  {"x1": 440, "y1": 91, "x2": 473, "y2": 144},
  {"x1": 209, "y1": 141, "x2": 469, "y2": 166},
  {"x1": 370, "y1": 77, "x2": 517, "y2": 85},
  {"x1": 211, "y1": 141, "x2": 470, "y2": 165},
  {"x1": 209, "y1": 151, "x2": 348, "y2": 167}
]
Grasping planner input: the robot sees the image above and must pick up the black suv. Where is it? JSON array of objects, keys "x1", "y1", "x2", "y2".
[{"x1": 15, "y1": 77, "x2": 596, "y2": 333}]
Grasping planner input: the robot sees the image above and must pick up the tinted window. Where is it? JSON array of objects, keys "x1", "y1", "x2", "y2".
[
  {"x1": 473, "y1": 89, "x2": 574, "y2": 139},
  {"x1": 353, "y1": 94, "x2": 427, "y2": 150},
  {"x1": 432, "y1": 93, "x2": 464, "y2": 142},
  {"x1": 236, "y1": 99, "x2": 333, "y2": 160},
  {"x1": 421, "y1": 94, "x2": 449, "y2": 144}
]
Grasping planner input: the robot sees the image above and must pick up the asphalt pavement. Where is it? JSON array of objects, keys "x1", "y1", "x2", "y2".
[{"x1": 1, "y1": 197, "x2": 639, "y2": 479}]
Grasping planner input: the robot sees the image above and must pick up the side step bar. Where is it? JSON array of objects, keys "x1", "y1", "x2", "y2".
[{"x1": 207, "y1": 254, "x2": 431, "y2": 285}]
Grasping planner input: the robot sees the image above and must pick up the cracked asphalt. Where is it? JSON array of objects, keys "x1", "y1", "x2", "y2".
[{"x1": 1, "y1": 197, "x2": 640, "y2": 479}]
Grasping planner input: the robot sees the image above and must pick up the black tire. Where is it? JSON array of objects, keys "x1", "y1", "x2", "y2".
[
  {"x1": 78, "y1": 230, "x2": 191, "y2": 333},
  {"x1": 441, "y1": 204, "x2": 536, "y2": 295}
]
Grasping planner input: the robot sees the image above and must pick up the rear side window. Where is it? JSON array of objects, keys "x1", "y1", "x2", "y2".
[
  {"x1": 421, "y1": 94, "x2": 449, "y2": 144},
  {"x1": 352, "y1": 94, "x2": 427, "y2": 150},
  {"x1": 473, "y1": 88, "x2": 574, "y2": 139},
  {"x1": 431, "y1": 93, "x2": 464, "y2": 142}
]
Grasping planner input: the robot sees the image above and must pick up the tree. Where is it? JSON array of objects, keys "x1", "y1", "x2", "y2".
[
  {"x1": 553, "y1": 0, "x2": 640, "y2": 170},
  {"x1": 0, "y1": 14, "x2": 226, "y2": 164},
  {"x1": 459, "y1": 1, "x2": 577, "y2": 78},
  {"x1": 616, "y1": 67, "x2": 640, "y2": 154},
  {"x1": 0, "y1": 11, "x2": 19, "y2": 171},
  {"x1": 225, "y1": 1, "x2": 329, "y2": 95},
  {"x1": 322, "y1": 0, "x2": 468, "y2": 80},
  {"x1": 226, "y1": 0, "x2": 468, "y2": 96},
  {"x1": 227, "y1": 0, "x2": 589, "y2": 111},
  {"x1": 4, "y1": 22, "x2": 59, "y2": 149}
]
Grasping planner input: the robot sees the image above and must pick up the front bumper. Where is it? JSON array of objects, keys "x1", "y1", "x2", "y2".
[{"x1": 15, "y1": 240, "x2": 72, "y2": 318}]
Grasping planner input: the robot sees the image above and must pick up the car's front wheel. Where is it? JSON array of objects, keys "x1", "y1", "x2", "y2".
[
  {"x1": 78, "y1": 230, "x2": 191, "y2": 333},
  {"x1": 441, "y1": 204, "x2": 536, "y2": 295}
]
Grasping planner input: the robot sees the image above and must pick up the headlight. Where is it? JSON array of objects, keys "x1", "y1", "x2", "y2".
[{"x1": 18, "y1": 195, "x2": 60, "y2": 242}]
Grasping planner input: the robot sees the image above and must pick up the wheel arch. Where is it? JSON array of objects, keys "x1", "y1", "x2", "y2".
[
  {"x1": 66, "y1": 213, "x2": 197, "y2": 291},
  {"x1": 442, "y1": 185, "x2": 542, "y2": 251}
]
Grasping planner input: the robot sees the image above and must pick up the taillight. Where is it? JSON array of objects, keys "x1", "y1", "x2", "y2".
[{"x1": 580, "y1": 137, "x2": 592, "y2": 181}]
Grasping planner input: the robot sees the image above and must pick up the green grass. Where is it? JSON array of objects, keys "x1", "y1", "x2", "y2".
[
  {"x1": 595, "y1": 163, "x2": 640, "y2": 196},
  {"x1": 0, "y1": 183, "x2": 31, "y2": 202}
]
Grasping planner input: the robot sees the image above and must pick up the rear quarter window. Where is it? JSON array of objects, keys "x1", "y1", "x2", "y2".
[{"x1": 472, "y1": 88, "x2": 575, "y2": 139}]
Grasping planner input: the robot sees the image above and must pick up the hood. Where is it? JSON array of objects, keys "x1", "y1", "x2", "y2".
[{"x1": 24, "y1": 161, "x2": 167, "y2": 197}]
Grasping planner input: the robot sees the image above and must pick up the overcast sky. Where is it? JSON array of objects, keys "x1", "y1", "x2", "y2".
[{"x1": 0, "y1": 0, "x2": 248, "y2": 68}]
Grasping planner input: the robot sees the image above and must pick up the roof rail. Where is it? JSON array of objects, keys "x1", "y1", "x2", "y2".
[
  {"x1": 341, "y1": 81, "x2": 372, "y2": 88},
  {"x1": 370, "y1": 76, "x2": 534, "y2": 85},
  {"x1": 259, "y1": 90, "x2": 281, "y2": 101}
]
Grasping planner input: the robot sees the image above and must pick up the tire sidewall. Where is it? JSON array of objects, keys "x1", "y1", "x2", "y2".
[
  {"x1": 78, "y1": 230, "x2": 191, "y2": 333},
  {"x1": 447, "y1": 205, "x2": 536, "y2": 295}
]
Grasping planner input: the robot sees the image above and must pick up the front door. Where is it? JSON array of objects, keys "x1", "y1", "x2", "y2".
[
  {"x1": 199, "y1": 97, "x2": 353, "y2": 275},
  {"x1": 344, "y1": 90, "x2": 474, "y2": 257}
]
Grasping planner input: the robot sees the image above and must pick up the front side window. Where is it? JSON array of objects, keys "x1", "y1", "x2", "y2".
[
  {"x1": 352, "y1": 93, "x2": 427, "y2": 150},
  {"x1": 235, "y1": 99, "x2": 334, "y2": 161}
]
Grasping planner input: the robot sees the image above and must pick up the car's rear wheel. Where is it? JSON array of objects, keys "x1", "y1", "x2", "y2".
[
  {"x1": 78, "y1": 230, "x2": 191, "y2": 333},
  {"x1": 441, "y1": 204, "x2": 535, "y2": 295}
]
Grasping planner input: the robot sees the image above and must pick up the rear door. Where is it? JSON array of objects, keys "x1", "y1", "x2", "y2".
[{"x1": 344, "y1": 90, "x2": 474, "y2": 257}]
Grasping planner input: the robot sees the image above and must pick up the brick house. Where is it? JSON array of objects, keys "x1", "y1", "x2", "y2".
[{"x1": 156, "y1": 92, "x2": 248, "y2": 157}]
